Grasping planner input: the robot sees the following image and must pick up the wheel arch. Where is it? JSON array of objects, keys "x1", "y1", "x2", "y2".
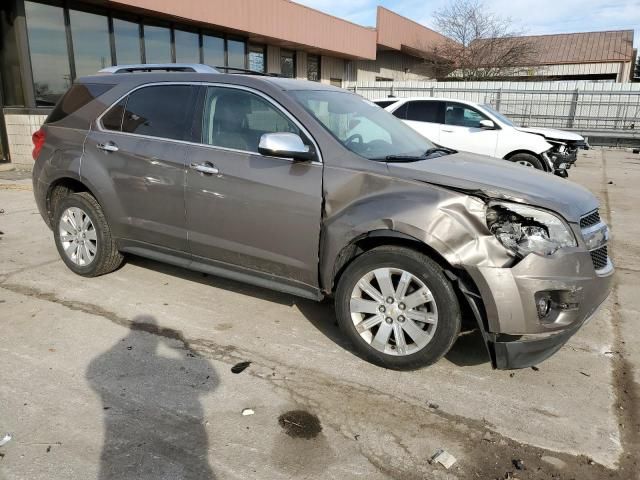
[
  {"x1": 503, "y1": 150, "x2": 549, "y2": 171},
  {"x1": 46, "y1": 176, "x2": 99, "y2": 226},
  {"x1": 330, "y1": 229, "x2": 460, "y2": 294}
]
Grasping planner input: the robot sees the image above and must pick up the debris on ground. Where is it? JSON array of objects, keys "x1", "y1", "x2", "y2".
[
  {"x1": 580, "y1": 371, "x2": 591, "y2": 377},
  {"x1": 241, "y1": 408, "x2": 255, "y2": 416},
  {"x1": 512, "y1": 459, "x2": 524, "y2": 470},
  {"x1": 46, "y1": 445, "x2": 51, "y2": 453},
  {"x1": 430, "y1": 449, "x2": 457, "y2": 469},
  {"x1": 231, "y1": 361, "x2": 252, "y2": 374},
  {"x1": 482, "y1": 431, "x2": 494, "y2": 442},
  {"x1": 0, "y1": 434, "x2": 12, "y2": 447},
  {"x1": 427, "y1": 402, "x2": 439, "y2": 410},
  {"x1": 531, "y1": 366, "x2": 539, "y2": 371}
]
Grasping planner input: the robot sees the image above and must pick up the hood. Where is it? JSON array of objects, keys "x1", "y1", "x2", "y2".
[
  {"x1": 516, "y1": 127, "x2": 584, "y2": 142},
  {"x1": 387, "y1": 151, "x2": 597, "y2": 222}
]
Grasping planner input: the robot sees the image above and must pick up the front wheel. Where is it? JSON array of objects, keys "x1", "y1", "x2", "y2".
[
  {"x1": 507, "y1": 153, "x2": 545, "y2": 170},
  {"x1": 335, "y1": 246, "x2": 461, "y2": 370}
]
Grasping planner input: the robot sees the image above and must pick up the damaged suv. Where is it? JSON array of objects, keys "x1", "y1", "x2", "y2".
[
  {"x1": 374, "y1": 97, "x2": 586, "y2": 177},
  {"x1": 32, "y1": 64, "x2": 613, "y2": 370}
]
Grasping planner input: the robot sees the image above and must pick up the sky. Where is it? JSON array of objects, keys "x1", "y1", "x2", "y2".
[{"x1": 295, "y1": 0, "x2": 640, "y2": 49}]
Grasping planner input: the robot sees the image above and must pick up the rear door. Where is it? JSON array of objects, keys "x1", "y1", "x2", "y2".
[
  {"x1": 84, "y1": 83, "x2": 198, "y2": 251},
  {"x1": 439, "y1": 102, "x2": 499, "y2": 156},
  {"x1": 184, "y1": 85, "x2": 323, "y2": 289},
  {"x1": 392, "y1": 100, "x2": 443, "y2": 143}
]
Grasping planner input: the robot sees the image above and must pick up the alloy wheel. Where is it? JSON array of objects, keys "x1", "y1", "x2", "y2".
[
  {"x1": 58, "y1": 207, "x2": 97, "y2": 266},
  {"x1": 349, "y1": 268, "x2": 438, "y2": 356}
]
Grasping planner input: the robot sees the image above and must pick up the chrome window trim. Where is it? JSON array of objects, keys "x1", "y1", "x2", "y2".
[{"x1": 95, "y1": 81, "x2": 323, "y2": 164}]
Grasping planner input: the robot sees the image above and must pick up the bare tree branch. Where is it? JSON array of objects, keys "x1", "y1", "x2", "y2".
[{"x1": 422, "y1": 0, "x2": 538, "y2": 80}]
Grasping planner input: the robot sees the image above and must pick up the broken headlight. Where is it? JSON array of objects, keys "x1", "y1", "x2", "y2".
[{"x1": 486, "y1": 202, "x2": 577, "y2": 257}]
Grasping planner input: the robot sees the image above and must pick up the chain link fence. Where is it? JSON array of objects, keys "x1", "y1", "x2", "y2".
[{"x1": 345, "y1": 81, "x2": 640, "y2": 137}]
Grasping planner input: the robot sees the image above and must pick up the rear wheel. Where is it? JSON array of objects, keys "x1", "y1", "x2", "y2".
[
  {"x1": 54, "y1": 192, "x2": 123, "y2": 277},
  {"x1": 508, "y1": 153, "x2": 545, "y2": 170},
  {"x1": 335, "y1": 246, "x2": 461, "y2": 370}
]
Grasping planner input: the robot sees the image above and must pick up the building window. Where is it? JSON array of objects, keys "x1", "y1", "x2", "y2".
[
  {"x1": 24, "y1": 1, "x2": 72, "y2": 106},
  {"x1": 0, "y1": 5, "x2": 25, "y2": 106},
  {"x1": 227, "y1": 39, "x2": 246, "y2": 69},
  {"x1": 203, "y1": 35, "x2": 224, "y2": 67},
  {"x1": 248, "y1": 45, "x2": 265, "y2": 73},
  {"x1": 69, "y1": 10, "x2": 111, "y2": 76},
  {"x1": 113, "y1": 18, "x2": 141, "y2": 65},
  {"x1": 174, "y1": 30, "x2": 199, "y2": 64},
  {"x1": 143, "y1": 24, "x2": 171, "y2": 63},
  {"x1": 280, "y1": 50, "x2": 295, "y2": 78},
  {"x1": 307, "y1": 54, "x2": 320, "y2": 81}
]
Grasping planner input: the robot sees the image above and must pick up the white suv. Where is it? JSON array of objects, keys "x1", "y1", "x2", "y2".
[{"x1": 373, "y1": 97, "x2": 586, "y2": 177}]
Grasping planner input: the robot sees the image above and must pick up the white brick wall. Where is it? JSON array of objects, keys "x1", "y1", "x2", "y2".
[{"x1": 4, "y1": 113, "x2": 48, "y2": 170}]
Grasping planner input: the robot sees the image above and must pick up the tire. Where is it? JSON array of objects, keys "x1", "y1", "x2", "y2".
[
  {"x1": 53, "y1": 192, "x2": 123, "y2": 277},
  {"x1": 508, "y1": 153, "x2": 545, "y2": 170},
  {"x1": 335, "y1": 246, "x2": 461, "y2": 370}
]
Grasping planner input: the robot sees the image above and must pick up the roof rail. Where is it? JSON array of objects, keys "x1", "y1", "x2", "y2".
[
  {"x1": 98, "y1": 64, "x2": 220, "y2": 74},
  {"x1": 214, "y1": 66, "x2": 280, "y2": 77}
]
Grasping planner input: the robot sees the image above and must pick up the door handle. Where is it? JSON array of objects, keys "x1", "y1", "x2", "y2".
[
  {"x1": 441, "y1": 129, "x2": 454, "y2": 133},
  {"x1": 96, "y1": 141, "x2": 119, "y2": 152},
  {"x1": 190, "y1": 162, "x2": 219, "y2": 175}
]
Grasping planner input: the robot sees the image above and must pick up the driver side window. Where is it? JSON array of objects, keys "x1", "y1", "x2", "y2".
[
  {"x1": 201, "y1": 86, "x2": 300, "y2": 153},
  {"x1": 445, "y1": 103, "x2": 488, "y2": 128}
]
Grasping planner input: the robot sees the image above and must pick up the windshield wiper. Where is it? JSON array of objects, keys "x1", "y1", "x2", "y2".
[
  {"x1": 382, "y1": 154, "x2": 427, "y2": 162},
  {"x1": 381, "y1": 147, "x2": 456, "y2": 163},
  {"x1": 424, "y1": 147, "x2": 456, "y2": 156}
]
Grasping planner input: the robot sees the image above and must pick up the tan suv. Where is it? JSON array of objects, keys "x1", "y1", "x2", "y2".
[{"x1": 32, "y1": 64, "x2": 613, "y2": 370}]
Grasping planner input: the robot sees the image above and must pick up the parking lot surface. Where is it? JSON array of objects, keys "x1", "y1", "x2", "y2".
[{"x1": 0, "y1": 149, "x2": 638, "y2": 479}]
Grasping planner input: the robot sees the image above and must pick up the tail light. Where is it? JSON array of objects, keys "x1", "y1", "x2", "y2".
[{"x1": 32, "y1": 128, "x2": 46, "y2": 160}]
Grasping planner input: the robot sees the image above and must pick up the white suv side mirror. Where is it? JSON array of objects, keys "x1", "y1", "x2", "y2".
[{"x1": 479, "y1": 119, "x2": 496, "y2": 129}]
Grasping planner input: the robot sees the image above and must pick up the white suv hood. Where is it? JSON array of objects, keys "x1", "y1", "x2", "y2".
[{"x1": 516, "y1": 127, "x2": 584, "y2": 142}]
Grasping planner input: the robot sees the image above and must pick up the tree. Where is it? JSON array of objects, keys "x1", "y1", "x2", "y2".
[{"x1": 428, "y1": 0, "x2": 538, "y2": 80}]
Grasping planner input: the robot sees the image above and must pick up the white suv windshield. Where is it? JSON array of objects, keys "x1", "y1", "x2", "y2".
[
  {"x1": 482, "y1": 104, "x2": 516, "y2": 127},
  {"x1": 292, "y1": 90, "x2": 435, "y2": 160}
]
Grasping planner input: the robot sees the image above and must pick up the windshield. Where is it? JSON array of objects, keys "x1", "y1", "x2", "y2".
[
  {"x1": 482, "y1": 104, "x2": 517, "y2": 127},
  {"x1": 292, "y1": 90, "x2": 435, "y2": 160}
]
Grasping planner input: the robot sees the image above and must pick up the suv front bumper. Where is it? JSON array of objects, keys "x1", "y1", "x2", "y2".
[{"x1": 464, "y1": 248, "x2": 614, "y2": 369}]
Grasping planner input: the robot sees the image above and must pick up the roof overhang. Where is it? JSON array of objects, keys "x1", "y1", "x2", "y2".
[
  {"x1": 105, "y1": 0, "x2": 378, "y2": 60},
  {"x1": 375, "y1": 7, "x2": 452, "y2": 58}
]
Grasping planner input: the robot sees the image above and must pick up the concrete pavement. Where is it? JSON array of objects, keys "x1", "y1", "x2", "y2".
[{"x1": 0, "y1": 149, "x2": 638, "y2": 479}]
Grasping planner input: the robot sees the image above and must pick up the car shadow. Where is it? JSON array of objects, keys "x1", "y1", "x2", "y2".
[
  {"x1": 445, "y1": 327, "x2": 491, "y2": 367},
  {"x1": 124, "y1": 256, "x2": 491, "y2": 369},
  {"x1": 86, "y1": 314, "x2": 218, "y2": 479}
]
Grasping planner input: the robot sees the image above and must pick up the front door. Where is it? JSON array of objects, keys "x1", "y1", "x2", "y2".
[
  {"x1": 184, "y1": 85, "x2": 323, "y2": 288},
  {"x1": 84, "y1": 84, "x2": 198, "y2": 251},
  {"x1": 438, "y1": 102, "x2": 499, "y2": 157}
]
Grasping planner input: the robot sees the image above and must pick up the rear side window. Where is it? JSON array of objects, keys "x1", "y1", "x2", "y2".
[
  {"x1": 46, "y1": 83, "x2": 114, "y2": 124},
  {"x1": 106, "y1": 85, "x2": 197, "y2": 141},
  {"x1": 391, "y1": 102, "x2": 409, "y2": 119},
  {"x1": 101, "y1": 98, "x2": 126, "y2": 131},
  {"x1": 406, "y1": 101, "x2": 442, "y2": 123}
]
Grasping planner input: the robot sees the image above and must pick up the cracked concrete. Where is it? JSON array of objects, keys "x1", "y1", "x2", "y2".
[{"x1": 0, "y1": 150, "x2": 638, "y2": 479}]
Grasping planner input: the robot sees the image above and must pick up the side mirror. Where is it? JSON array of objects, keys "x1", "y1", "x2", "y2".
[
  {"x1": 258, "y1": 133, "x2": 314, "y2": 161},
  {"x1": 479, "y1": 119, "x2": 496, "y2": 129}
]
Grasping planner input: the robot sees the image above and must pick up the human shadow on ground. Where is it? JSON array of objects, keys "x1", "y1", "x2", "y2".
[{"x1": 86, "y1": 315, "x2": 217, "y2": 479}]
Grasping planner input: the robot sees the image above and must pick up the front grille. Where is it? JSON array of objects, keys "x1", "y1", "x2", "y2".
[
  {"x1": 590, "y1": 245, "x2": 608, "y2": 270},
  {"x1": 580, "y1": 210, "x2": 601, "y2": 229}
]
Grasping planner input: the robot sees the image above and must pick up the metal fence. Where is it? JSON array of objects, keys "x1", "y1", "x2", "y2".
[{"x1": 345, "y1": 80, "x2": 640, "y2": 137}]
